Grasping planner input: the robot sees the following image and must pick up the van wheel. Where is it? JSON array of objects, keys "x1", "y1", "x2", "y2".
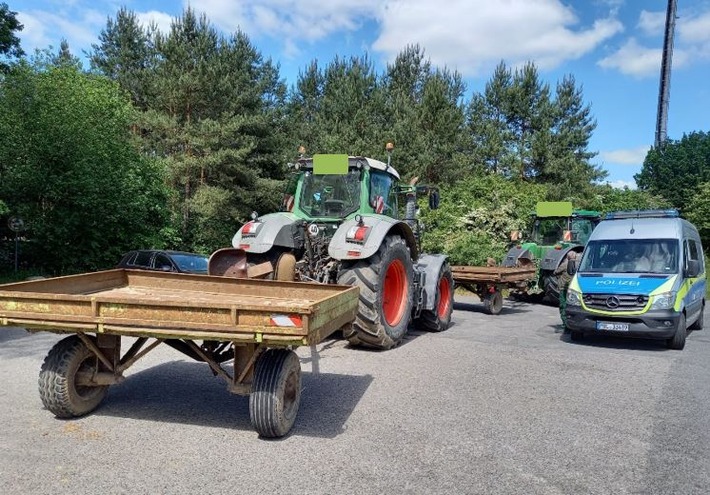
[
  {"x1": 570, "y1": 330, "x2": 584, "y2": 342},
  {"x1": 666, "y1": 314, "x2": 686, "y2": 350},
  {"x1": 689, "y1": 302, "x2": 705, "y2": 331}
]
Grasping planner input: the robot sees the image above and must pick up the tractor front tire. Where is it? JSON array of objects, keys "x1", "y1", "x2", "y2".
[
  {"x1": 338, "y1": 235, "x2": 413, "y2": 349},
  {"x1": 415, "y1": 262, "x2": 454, "y2": 332},
  {"x1": 38, "y1": 335, "x2": 109, "y2": 418}
]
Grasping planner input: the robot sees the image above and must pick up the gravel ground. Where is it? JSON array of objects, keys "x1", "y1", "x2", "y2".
[{"x1": 1, "y1": 295, "x2": 708, "y2": 495}]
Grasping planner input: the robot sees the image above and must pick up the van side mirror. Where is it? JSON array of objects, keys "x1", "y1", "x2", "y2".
[
  {"x1": 686, "y1": 259, "x2": 700, "y2": 278},
  {"x1": 567, "y1": 260, "x2": 577, "y2": 276}
]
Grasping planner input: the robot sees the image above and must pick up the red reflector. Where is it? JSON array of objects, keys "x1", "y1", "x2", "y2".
[
  {"x1": 347, "y1": 250, "x2": 362, "y2": 257},
  {"x1": 239, "y1": 244, "x2": 250, "y2": 249},
  {"x1": 554, "y1": 245, "x2": 562, "y2": 250}
]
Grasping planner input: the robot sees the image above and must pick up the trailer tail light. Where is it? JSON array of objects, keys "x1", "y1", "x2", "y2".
[
  {"x1": 239, "y1": 244, "x2": 250, "y2": 250},
  {"x1": 347, "y1": 250, "x2": 362, "y2": 257},
  {"x1": 346, "y1": 225, "x2": 370, "y2": 243},
  {"x1": 242, "y1": 221, "x2": 261, "y2": 236}
]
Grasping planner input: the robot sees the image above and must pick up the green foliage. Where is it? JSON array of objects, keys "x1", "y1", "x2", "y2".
[
  {"x1": 635, "y1": 132, "x2": 710, "y2": 212},
  {"x1": 0, "y1": 64, "x2": 170, "y2": 273},
  {"x1": 419, "y1": 174, "x2": 547, "y2": 265},
  {"x1": 584, "y1": 184, "x2": 670, "y2": 214},
  {"x1": 0, "y1": 2, "x2": 23, "y2": 71},
  {"x1": 684, "y1": 182, "x2": 710, "y2": 248}
]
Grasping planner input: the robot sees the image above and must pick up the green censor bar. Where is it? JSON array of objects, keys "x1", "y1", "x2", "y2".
[{"x1": 313, "y1": 154, "x2": 349, "y2": 175}]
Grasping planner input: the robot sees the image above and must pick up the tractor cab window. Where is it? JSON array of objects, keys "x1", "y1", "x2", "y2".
[
  {"x1": 533, "y1": 218, "x2": 567, "y2": 245},
  {"x1": 571, "y1": 218, "x2": 594, "y2": 244},
  {"x1": 281, "y1": 173, "x2": 299, "y2": 212},
  {"x1": 369, "y1": 171, "x2": 397, "y2": 218},
  {"x1": 298, "y1": 169, "x2": 361, "y2": 218}
]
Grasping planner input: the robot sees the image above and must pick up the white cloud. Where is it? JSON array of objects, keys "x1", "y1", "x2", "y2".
[
  {"x1": 136, "y1": 11, "x2": 174, "y2": 34},
  {"x1": 18, "y1": 9, "x2": 100, "y2": 53},
  {"x1": 187, "y1": 0, "x2": 622, "y2": 74},
  {"x1": 678, "y1": 11, "x2": 710, "y2": 45},
  {"x1": 371, "y1": 0, "x2": 623, "y2": 76},
  {"x1": 638, "y1": 10, "x2": 665, "y2": 36},
  {"x1": 607, "y1": 180, "x2": 638, "y2": 190},
  {"x1": 597, "y1": 38, "x2": 690, "y2": 77},
  {"x1": 598, "y1": 146, "x2": 649, "y2": 166}
]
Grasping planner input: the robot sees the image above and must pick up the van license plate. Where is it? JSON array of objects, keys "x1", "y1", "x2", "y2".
[{"x1": 596, "y1": 322, "x2": 629, "y2": 332}]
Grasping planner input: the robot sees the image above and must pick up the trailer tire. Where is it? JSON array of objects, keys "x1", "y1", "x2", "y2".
[
  {"x1": 666, "y1": 314, "x2": 686, "y2": 350},
  {"x1": 415, "y1": 262, "x2": 454, "y2": 332},
  {"x1": 337, "y1": 235, "x2": 413, "y2": 349},
  {"x1": 250, "y1": 349, "x2": 301, "y2": 438},
  {"x1": 38, "y1": 335, "x2": 108, "y2": 418},
  {"x1": 483, "y1": 290, "x2": 503, "y2": 315}
]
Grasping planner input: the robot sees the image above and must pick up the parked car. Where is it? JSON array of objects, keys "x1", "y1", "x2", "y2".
[{"x1": 117, "y1": 250, "x2": 209, "y2": 275}]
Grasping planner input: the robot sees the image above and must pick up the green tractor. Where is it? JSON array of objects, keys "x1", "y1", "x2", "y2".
[
  {"x1": 225, "y1": 146, "x2": 454, "y2": 349},
  {"x1": 501, "y1": 201, "x2": 601, "y2": 302}
]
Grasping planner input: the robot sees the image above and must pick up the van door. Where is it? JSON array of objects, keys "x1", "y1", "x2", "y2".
[{"x1": 683, "y1": 239, "x2": 704, "y2": 320}]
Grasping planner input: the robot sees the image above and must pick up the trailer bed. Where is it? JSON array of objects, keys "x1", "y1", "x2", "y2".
[
  {"x1": 0, "y1": 269, "x2": 358, "y2": 346},
  {"x1": 451, "y1": 265, "x2": 537, "y2": 284}
]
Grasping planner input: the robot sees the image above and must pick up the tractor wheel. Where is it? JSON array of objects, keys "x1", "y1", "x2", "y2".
[
  {"x1": 415, "y1": 262, "x2": 454, "y2": 332},
  {"x1": 337, "y1": 235, "x2": 413, "y2": 349},
  {"x1": 542, "y1": 271, "x2": 561, "y2": 304},
  {"x1": 249, "y1": 349, "x2": 301, "y2": 438},
  {"x1": 38, "y1": 335, "x2": 109, "y2": 418},
  {"x1": 274, "y1": 252, "x2": 297, "y2": 281},
  {"x1": 483, "y1": 290, "x2": 504, "y2": 315},
  {"x1": 666, "y1": 314, "x2": 686, "y2": 350}
]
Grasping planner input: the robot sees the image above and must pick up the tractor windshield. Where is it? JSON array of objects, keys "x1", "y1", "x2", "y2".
[
  {"x1": 532, "y1": 218, "x2": 567, "y2": 245},
  {"x1": 298, "y1": 169, "x2": 361, "y2": 219}
]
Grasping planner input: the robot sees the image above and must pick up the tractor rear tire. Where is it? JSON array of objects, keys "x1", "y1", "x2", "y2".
[
  {"x1": 38, "y1": 335, "x2": 109, "y2": 418},
  {"x1": 542, "y1": 271, "x2": 561, "y2": 304},
  {"x1": 415, "y1": 262, "x2": 454, "y2": 332},
  {"x1": 337, "y1": 235, "x2": 413, "y2": 349},
  {"x1": 249, "y1": 349, "x2": 301, "y2": 438}
]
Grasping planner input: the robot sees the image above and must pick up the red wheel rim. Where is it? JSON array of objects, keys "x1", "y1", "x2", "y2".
[
  {"x1": 383, "y1": 259, "x2": 407, "y2": 326},
  {"x1": 437, "y1": 276, "x2": 452, "y2": 318}
]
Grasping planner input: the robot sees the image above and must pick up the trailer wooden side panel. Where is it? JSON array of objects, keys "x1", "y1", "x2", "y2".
[
  {"x1": 0, "y1": 269, "x2": 359, "y2": 345},
  {"x1": 450, "y1": 265, "x2": 537, "y2": 284}
]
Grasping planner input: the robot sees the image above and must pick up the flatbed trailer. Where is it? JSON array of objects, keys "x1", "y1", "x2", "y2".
[
  {"x1": 0, "y1": 269, "x2": 358, "y2": 437},
  {"x1": 451, "y1": 265, "x2": 537, "y2": 315}
]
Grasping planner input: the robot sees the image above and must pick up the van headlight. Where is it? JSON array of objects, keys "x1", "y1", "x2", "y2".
[
  {"x1": 567, "y1": 288, "x2": 582, "y2": 306},
  {"x1": 650, "y1": 291, "x2": 676, "y2": 310}
]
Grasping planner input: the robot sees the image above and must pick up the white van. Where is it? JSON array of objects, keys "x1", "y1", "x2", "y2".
[{"x1": 566, "y1": 210, "x2": 705, "y2": 350}]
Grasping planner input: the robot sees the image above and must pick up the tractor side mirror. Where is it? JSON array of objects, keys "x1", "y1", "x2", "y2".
[{"x1": 428, "y1": 190, "x2": 440, "y2": 210}]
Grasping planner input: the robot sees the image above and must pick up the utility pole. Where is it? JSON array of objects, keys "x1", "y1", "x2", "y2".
[{"x1": 655, "y1": 0, "x2": 677, "y2": 149}]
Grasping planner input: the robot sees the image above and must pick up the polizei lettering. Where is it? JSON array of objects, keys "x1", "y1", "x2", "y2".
[{"x1": 594, "y1": 279, "x2": 641, "y2": 286}]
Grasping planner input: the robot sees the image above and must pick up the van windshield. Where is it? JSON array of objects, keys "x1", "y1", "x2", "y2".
[{"x1": 579, "y1": 239, "x2": 679, "y2": 274}]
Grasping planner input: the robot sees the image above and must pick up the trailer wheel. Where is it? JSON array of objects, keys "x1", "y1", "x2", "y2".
[
  {"x1": 415, "y1": 262, "x2": 454, "y2": 332},
  {"x1": 483, "y1": 290, "x2": 503, "y2": 315},
  {"x1": 666, "y1": 314, "x2": 686, "y2": 350},
  {"x1": 38, "y1": 335, "x2": 109, "y2": 418},
  {"x1": 250, "y1": 349, "x2": 301, "y2": 438},
  {"x1": 337, "y1": 235, "x2": 413, "y2": 349}
]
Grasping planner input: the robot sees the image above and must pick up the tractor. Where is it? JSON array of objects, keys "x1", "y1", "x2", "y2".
[
  {"x1": 501, "y1": 201, "x2": 601, "y2": 302},
  {"x1": 220, "y1": 145, "x2": 454, "y2": 349}
]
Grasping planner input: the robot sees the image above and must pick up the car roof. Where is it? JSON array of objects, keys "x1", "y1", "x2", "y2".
[
  {"x1": 124, "y1": 249, "x2": 207, "y2": 257},
  {"x1": 589, "y1": 217, "x2": 689, "y2": 241}
]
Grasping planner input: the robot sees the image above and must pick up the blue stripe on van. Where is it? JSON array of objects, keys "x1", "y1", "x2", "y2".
[{"x1": 577, "y1": 275, "x2": 672, "y2": 295}]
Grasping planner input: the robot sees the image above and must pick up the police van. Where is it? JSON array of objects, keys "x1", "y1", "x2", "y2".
[{"x1": 566, "y1": 209, "x2": 705, "y2": 350}]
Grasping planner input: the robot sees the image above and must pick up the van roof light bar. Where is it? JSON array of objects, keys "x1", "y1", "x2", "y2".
[{"x1": 605, "y1": 209, "x2": 679, "y2": 220}]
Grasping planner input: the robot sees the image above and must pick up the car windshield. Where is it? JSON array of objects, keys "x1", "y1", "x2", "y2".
[
  {"x1": 298, "y1": 169, "x2": 361, "y2": 218},
  {"x1": 579, "y1": 239, "x2": 679, "y2": 274},
  {"x1": 171, "y1": 254, "x2": 209, "y2": 273}
]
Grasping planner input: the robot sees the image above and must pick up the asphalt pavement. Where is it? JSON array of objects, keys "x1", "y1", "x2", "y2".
[{"x1": 1, "y1": 295, "x2": 709, "y2": 495}]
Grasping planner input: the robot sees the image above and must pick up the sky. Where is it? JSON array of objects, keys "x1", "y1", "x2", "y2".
[{"x1": 13, "y1": 0, "x2": 710, "y2": 189}]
